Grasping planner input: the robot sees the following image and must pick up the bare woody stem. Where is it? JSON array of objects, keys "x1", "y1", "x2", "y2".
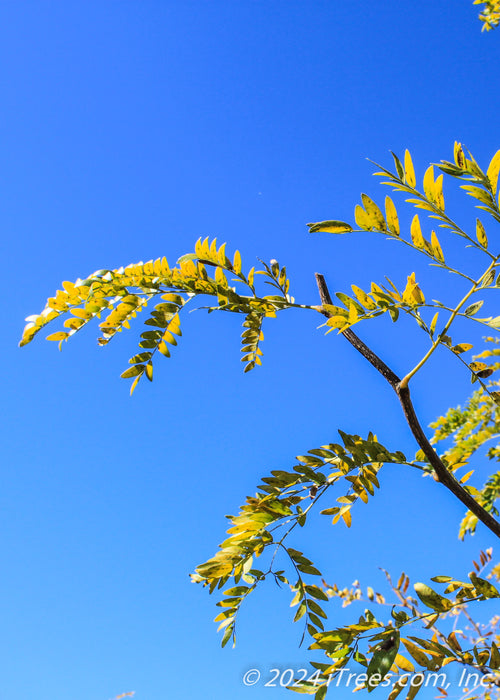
[
  {"x1": 399, "y1": 256, "x2": 499, "y2": 389},
  {"x1": 315, "y1": 272, "x2": 500, "y2": 540}
]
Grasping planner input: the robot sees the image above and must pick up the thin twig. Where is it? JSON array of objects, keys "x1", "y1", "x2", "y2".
[{"x1": 315, "y1": 272, "x2": 500, "y2": 541}]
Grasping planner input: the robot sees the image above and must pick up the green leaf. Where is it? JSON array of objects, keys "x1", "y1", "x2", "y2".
[
  {"x1": 221, "y1": 624, "x2": 234, "y2": 648},
  {"x1": 293, "y1": 600, "x2": 307, "y2": 622},
  {"x1": 366, "y1": 632, "x2": 400, "y2": 692},
  {"x1": 391, "y1": 151, "x2": 405, "y2": 180},
  {"x1": 315, "y1": 686, "x2": 327, "y2": 700},
  {"x1": 305, "y1": 585, "x2": 329, "y2": 602},
  {"x1": 128, "y1": 352, "x2": 152, "y2": 364},
  {"x1": 141, "y1": 330, "x2": 163, "y2": 340},
  {"x1": 121, "y1": 365, "x2": 146, "y2": 379},
  {"x1": 307, "y1": 599, "x2": 327, "y2": 618},
  {"x1": 414, "y1": 582, "x2": 451, "y2": 611},
  {"x1": 430, "y1": 576, "x2": 453, "y2": 583},
  {"x1": 469, "y1": 572, "x2": 500, "y2": 598},
  {"x1": 490, "y1": 642, "x2": 500, "y2": 669},
  {"x1": 297, "y1": 564, "x2": 322, "y2": 576}
]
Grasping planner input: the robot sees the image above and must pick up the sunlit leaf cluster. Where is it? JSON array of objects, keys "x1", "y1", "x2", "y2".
[
  {"x1": 292, "y1": 550, "x2": 500, "y2": 698},
  {"x1": 190, "y1": 432, "x2": 407, "y2": 647},
  {"x1": 475, "y1": 0, "x2": 500, "y2": 30},
  {"x1": 20, "y1": 238, "x2": 316, "y2": 391}
]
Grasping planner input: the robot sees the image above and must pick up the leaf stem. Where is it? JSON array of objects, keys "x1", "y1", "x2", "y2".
[{"x1": 400, "y1": 257, "x2": 499, "y2": 388}]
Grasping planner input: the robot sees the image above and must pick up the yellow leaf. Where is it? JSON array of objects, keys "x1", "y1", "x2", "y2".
[
  {"x1": 62, "y1": 281, "x2": 76, "y2": 293},
  {"x1": 357, "y1": 488, "x2": 369, "y2": 504},
  {"x1": 452, "y1": 343, "x2": 473, "y2": 354},
  {"x1": 354, "y1": 204, "x2": 371, "y2": 230},
  {"x1": 168, "y1": 314, "x2": 182, "y2": 336},
  {"x1": 431, "y1": 230, "x2": 445, "y2": 262},
  {"x1": 198, "y1": 237, "x2": 209, "y2": 257},
  {"x1": 476, "y1": 219, "x2": 488, "y2": 248},
  {"x1": 209, "y1": 238, "x2": 218, "y2": 257},
  {"x1": 447, "y1": 631, "x2": 462, "y2": 653},
  {"x1": 459, "y1": 470, "x2": 474, "y2": 484},
  {"x1": 331, "y1": 505, "x2": 349, "y2": 524},
  {"x1": 394, "y1": 653, "x2": 415, "y2": 673},
  {"x1": 153, "y1": 258, "x2": 162, "y2": 275},
  {"x1": 410, "y1": 215, "x2": 425, "y2": 249},
  {"x1": 454, "y1": 141, "x2": 465, "y2": 169},
  {"x1": 402, "y1": 639, "x2": 431, "y2": 667},
  {"x1": 348, "y1": 304, "x2": 358, "y2": 326},
  {"x1": 434, "y1": 174, "x2": 445, "y2": 210},
  {"x1": 160, "y1": 256, "x2": 170, "y2": 274},
  {"x1": 402, "y1": 273, "x2": 425, "y2": 306},
  {"x1": 361, "y1": 193, "x2": 386, "y2": 231},
  {"x1": 411, "y1": 284, "x2": 425, "y2": 305},
  {"x1": 487, "y1": 149, "x2": 500, "y2": 195},
  {"x1": 423, "y1": 166, "x2": 435, "y2": 201},
  {"x1": 233, "y1": 250, "x2": 242, "y2": 275},
  {"x1": 71, "y1": 308, "x2": 92, "y2": 319},
  {"x1": 145, "y1": 363, "x2": 153, "y2": 382},
  {"x1": 217, "y1": 242, "x2": 227, "y2": 266},
  {"x1": 326, "y1": 316, "x2": 348, "y2": 330},
  {"x1": 307, "y1": 220, "x2": 353, "y2": 234},
  {"x1": 46, "y1": 332, "x2": 69, "y2": 341},
  {"x1": 370, "y1": 281, "x2": 384, "y2": 295},
  {"x1": 215, "y1": 265, "x2": 227, "y2": 286},
  {"x1": 429, "y1": 312, "x2": 439, "y2": 336},
  {"x1": 341, "y1": 508, "x2": 352, "y2": 528},
  {"x1": 351, "y1": 285, "x2": 377, "y2": 310},
  {"x1": 385, "y1": 196, "x2": 400, "y2": 236},
  {"x1": 404, "y1": 149, "x2": 416, "y2": 188},
  {"x1": 180, "y1": 259, "x2": 197, "y2": 277}
]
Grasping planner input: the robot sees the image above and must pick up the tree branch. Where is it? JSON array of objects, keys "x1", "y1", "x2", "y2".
[{"x1": 315, "y1": 272, "x2": 500, "y2": 540}]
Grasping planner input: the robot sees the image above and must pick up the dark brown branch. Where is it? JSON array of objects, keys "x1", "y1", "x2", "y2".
[
  {"x1": 315, "y1": 273, "x2": 400, "y2": 386},
  {"x1": 315, "y1": 273, "x2": 500, "y2": 541}
]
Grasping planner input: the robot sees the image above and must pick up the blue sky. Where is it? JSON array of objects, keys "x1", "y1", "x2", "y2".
[{"x1": 3, "y1": 1, "x2": 500, "y2": 698}]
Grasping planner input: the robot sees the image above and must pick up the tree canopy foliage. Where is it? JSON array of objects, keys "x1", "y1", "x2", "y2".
[
  {"x1": 19, "y1": 5, "x2": 500, "y2": 700},
  {"x1": 475, "y1": 0, "x2": 500, "y2": 29}
]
